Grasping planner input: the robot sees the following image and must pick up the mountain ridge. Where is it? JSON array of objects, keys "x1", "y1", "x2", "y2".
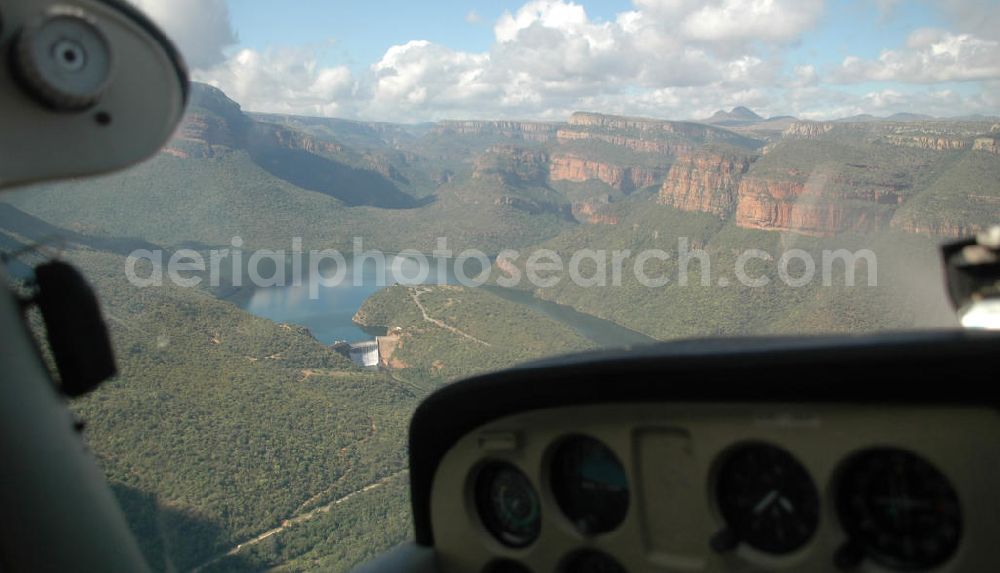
[
  {"x1": 705, "y1": 106, "x2": 765, "y2": 125},
  {"x1": 6, "y1": 81, "x2": 998, "y2": 258}
]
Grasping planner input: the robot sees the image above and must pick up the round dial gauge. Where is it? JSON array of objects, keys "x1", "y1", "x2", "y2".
[
  {"x1": 475, "y1": 462, "x2": 542, "y2": 548},
  {"x1": 715, "y1": 443, "x2": 820, "y2": 554},
  {"x1": 560, "y1": 549, "x2": 627, "y2": 573},
  {"x1": 837, "y1": 448, "x2": 962, "y2": 570},
  {"x1": 550, "y1": 435, "x2": 630, "y2": 535}
]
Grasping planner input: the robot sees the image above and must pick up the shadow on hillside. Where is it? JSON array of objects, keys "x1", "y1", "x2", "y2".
[
  {"x1": 248, "y1": 146, "x2": 434, "y2": 209},
  {"x1": 111, "y1": 483, "x2": 256, "y2": 573},
  {"x1": 0, "y1": 203, "x2": 161, "y2": 257}
]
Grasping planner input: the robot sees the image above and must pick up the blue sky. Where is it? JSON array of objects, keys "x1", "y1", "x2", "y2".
[
  {"x1": 136, "y1": 0, "x2": 1000, "y2": 121},
  {"x1": 227, "y1": 0, "x2": 631, "y2": 69}
]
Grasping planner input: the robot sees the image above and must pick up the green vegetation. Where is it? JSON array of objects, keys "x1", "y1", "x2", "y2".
[
  {"x1": 892, "y1": 149, "x2": 1000, "y2": 234},
  {"x1": 205, "y1": 475, "x2": 412, "y2": 572},
  {"x1": 31, "y1": 248, "x2": 419, "y2": 572},
  {"x1": 355, "y1": 284, "x2": 594, "y2": 385},
  {"x1": 508, "y1": 193, "x2": 956, "y2": 340},
  {"x1": 4, "y1": 149, "x2": 572, "y2": 254},
  {"x1": 749, "y1": 135, "x2": 957, "y2": 199}
]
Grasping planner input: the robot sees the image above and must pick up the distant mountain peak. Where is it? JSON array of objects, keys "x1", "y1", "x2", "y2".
[
  {"x1": 729, "y1": 106, "x2": 763, "y2": 120},
  {"x1": 886, "y1": 112, "x2": 935, "y2": 122},
  {"x1": 706, "y1": 106, "x2": 764, "y2": 125}
]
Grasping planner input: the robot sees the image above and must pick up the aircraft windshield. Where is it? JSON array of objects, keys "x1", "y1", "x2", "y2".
[{"x1": 1, "y1": 0, "x2": 998, "y2": 570}]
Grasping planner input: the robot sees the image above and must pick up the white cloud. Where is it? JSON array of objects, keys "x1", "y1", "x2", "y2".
[
  {"x1": 367, "y1": 41, "x2": 498, "y2": 118},
  {"x1": 630, "y1": 0, "x2": 823, "y2": 55},
  {"x1": 680, "y1": 0, "x2": 824, "y2": 46},
  {"x1": 144, "y1": 0, "x2": 817, "y2": 120},
  {"x1": 495, "y1": 0, "x2": 593, "y2": 43},
  {"x1": 128, "y1": 0, "x2": 237, "y2": 68},
  {"x1": 792, "y1": 64, "x2": 819, "y2": 88},
  {"x1": 162, "y1": 0, "x2": 997, "y2": 121},
  {"x1": 836, "y1": 29, "x2": 1000, "y2": 83},
  {"x1": 936, "y1": 0, "x2": 1000, "y2": 42},
  {"x1": 466, "y1": 10, "x2": 482, "y2": 24},
  {"x1": 197, "y1": 48, "x2": 359, "y2": 117},
  {"x1": 862, "y1": 88, "x2": 906, "y2": 109},
  {"x1": 307, "y1": 0, "x2": 797, "y2": 121}
]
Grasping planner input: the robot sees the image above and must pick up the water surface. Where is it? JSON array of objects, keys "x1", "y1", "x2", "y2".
[{"x1": 242, "y1": 255, "x2": 656, "y2": 347}]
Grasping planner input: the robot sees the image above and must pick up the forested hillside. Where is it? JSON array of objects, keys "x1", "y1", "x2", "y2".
[
  {"x1": 0, "y1": 218, "x2": 419, "y2": 572},
  {"x1": 506, "y1": 192, "x2": 958, "y2": 340},
  {"x1": 354, "y1": 284, "x2": 593, "y2": 386}
]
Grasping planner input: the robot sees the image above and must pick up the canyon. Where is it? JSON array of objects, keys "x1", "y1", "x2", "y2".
[{"x1": 165, "y1": 84, "x2": 998, "y2": 239}]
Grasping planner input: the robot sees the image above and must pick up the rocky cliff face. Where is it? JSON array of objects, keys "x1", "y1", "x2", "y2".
[
  {"x1": 657, "y1": 147, "x2": 911, "y2": 236},
  {"x1": 890, "y1": 218, "x2": 983, "y2": 237},
  {"x1": 886, "y1": 134, "x2": 967, "y2": 151},
  {"x1": 568, "y1": 112, "x2": 663, "y2": 130},
  {"x1": 452, "y1": 111, "x2": 760, "y2": 199},
  {"x1": 549, "y1": 155, "x2": 665, "y2": 192},
  {"x1": 783, "y1": 122, "x2": 835, "y2": 138},
  {"x1": 556, "y1": 128, "x2": 693, "y2": 155},
  {"x1": 658, "y1": 151, "x2": 753, "y2": 217},
  {"x1": 433, "y1": 120, "x2": 558, "y2": 142},
  {"x1": 167, "y1": 84, "x2": 348, "y2": 160},
  {"x1": 734, "y1": 177, "x2": 896, "y2": 236},
  {"x1": 571, "y1": 112, "x2": 696, "y2": 135},
  {"x1": 567, "y1": 112, "x2": 755, "y2": 145},
  {"x1": 249, "y1": 123, "x2": 345, "y2": 156},
  {"x1": 165, "y1": 83, "x2": 251, "y2": 157},
  {"x1": 973, "y1": 136, "x2": 1000, "y2": 155}
]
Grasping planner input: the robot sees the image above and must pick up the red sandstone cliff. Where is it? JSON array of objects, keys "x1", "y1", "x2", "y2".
[
  {"x1": 658, "y1": 151, "x2": 753, "y2": 217},
  {"x1": 734, "y1": 177, "x2": 897, "y2": 236},
  {"x1": 556, "y1": 128, "x2": 693, "y2": 155},
  {"x1": 549, "y1": 155, "x2": 665, "y2": 192}
]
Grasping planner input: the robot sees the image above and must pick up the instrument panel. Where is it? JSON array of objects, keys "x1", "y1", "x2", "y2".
[{"x1": 428, "y1": 403, "x2": 1000, "y2": 573}]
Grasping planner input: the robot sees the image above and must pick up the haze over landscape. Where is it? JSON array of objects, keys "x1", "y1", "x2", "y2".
[{"x1": 0, "y1": 1, "x2": 998, "y2": 571}]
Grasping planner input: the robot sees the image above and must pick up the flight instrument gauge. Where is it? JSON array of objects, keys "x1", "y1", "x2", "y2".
[
  {"x1": 836, "y1": 448, "x2": 962, "y2": 570},
  {"x1": 550, "y1": 435, "x2": 630, "y2": 535},
  {"x1": 475, "y1": 462, "x2": 542, "y2": 548},
  {"x1": 714, "y1": 443, "x2": 821, "y2": 555}
]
